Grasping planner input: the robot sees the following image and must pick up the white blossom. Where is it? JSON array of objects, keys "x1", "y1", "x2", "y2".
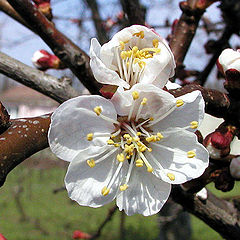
[
  {"x1": 218, "y1": 48, "x2": 240, "y2": 74},
  {"x1": 48, "y1": 84, "x2": 209, "y2": 216},
  {"x1": 90, "y1": 25, "x2": 175, "y2": 89}
]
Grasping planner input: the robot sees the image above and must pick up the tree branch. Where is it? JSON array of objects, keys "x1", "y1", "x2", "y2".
[
  {"x1": 0, "y1": 51, "x2": 79, "y2": 104},
  {"x1": 0, "y1": 114, "x2": 51, "y2": 187},
  {"x1": 84, "y1": 0, "x2": 109, "y2": 45},
  {"x1": 120, "y1": 0, "x2": 145, "y2": 26},
  {"x1": 172, "y1": 186, "x2": 240, "y2": 240},
  {"x1": 169, "y1": 0, "x2": 206, "y2": 78},
  {"x1": 7, "y1": 0, "x2": 102, "y2": 94}
]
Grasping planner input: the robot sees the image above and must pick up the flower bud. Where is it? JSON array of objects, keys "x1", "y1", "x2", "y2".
[
  {"x1": 230, "y1": 156, "x2": 240, "y2": 180},
  {"x1": 32, "y1": 50, "x2": 65, "y2": 71},
  {"x1": 203, "y1": 125, "x2": 236, "y2": 159},
  {"x1": 0, "y1": 233, "x2": 7, "y2": 240},
  {"x1": 72, "y1": 230, "x2": 91, "y2": 239},
  {"x1": 217, "y1": 48, "x2": 240, "y2": 75},
  {"x1": 32, "y1": 0, "x2": 52, "y2": 20}
]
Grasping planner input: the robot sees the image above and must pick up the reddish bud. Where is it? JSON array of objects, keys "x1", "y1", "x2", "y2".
[
  {"x1": 33, "y1": 0, "x2": 52, "y2": 20},
  {"x1": 103, "y1": 18, "x2": 116, "y2": 31},
  {"x1": 203, "y1": 125, "x2": 236, "y2": 159},
  {"x1": 0, "y1": 233, "x2": 7, "y2": 240},
  {"x1": 32, "y1": 50, "x2": 65, "y2": 71},
  {"x1": 171, "y1": 19, "x2": 179, "y2": 34},
  {"x1": 197, "y1": 0, "x2": 218, "y2": 9},
  {"x1": 72, "y1": 230, "x2": 91, "y2": 239}
]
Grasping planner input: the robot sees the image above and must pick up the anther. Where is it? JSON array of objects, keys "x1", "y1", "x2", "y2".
[
  {"x1": 120, "y1": 51, "x2": 127, "y2": 60},
  {"x1": 190, "y1": 121, "x2": 198, "y2": 129},
  {"x1": 137, "y1": 132, "x2": 142, "y2": 136},
  {"x1": 117, "y1": 153, "x2": 125, "y2": 162},
  {"x1": 187, "y1": 150, "x2": 196, "y2": 158},
  {"x1": 167, "y1": 173, "x2": 175, "y2": 181},
  {"x1": 141, "y1": 97, "x2": 147, "y2": 105},
  {"x1": 152, "y1": 39, "x2": 159, "y2": 48},
  {"x1": 136, "y1": 159, "x2": 144, "y2": 167},
  {"x1": 101, "y1": 186, "x2": 110, "y2": 196},
  {"x1": 94, "y1": 106, "x2": 102, "y2": 115},
  {"x1": 119, "y1": 41, "x2": 125, "y2": 50},
  {"x1": 86, "y1": 133, "x2": 93, "y2": 141},
  {"x1": 120, "y1": 184, "x2": 128, "y2": 191},
  {"x1": 87, "y1": 159, "x2": 95, "y2": 168},
  {"x1": 132, "y1": 46, "x2": 138, "y2": 53},
  {"x1": 132, "y1": 91, "x2": 139, "y2": 100},
  {"x1": 107, "y1": 139, "x2": 115, "y2": 145},
  {"x1": 176, "y1": 99, "x2": 184, "y2": 107},
  {"x1": 133, "y1": 31, "x2": 144, "y2": 39},
  {"x1": 157, "y1": 132, "x2": 164, "y2": 139},
  {"x1": 147, "y1": 166, "x2": 153, "y2": 172}
]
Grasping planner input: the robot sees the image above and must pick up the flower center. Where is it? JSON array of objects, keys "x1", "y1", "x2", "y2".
[
  {"x1": 115, "y1": 31, "x2": 161, "y2": 87},
  {"x1": 88, "y1": 92, "x2": 199, "y2": 196}
]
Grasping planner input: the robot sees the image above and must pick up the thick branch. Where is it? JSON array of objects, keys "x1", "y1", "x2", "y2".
[
  {"x1": 7, "y1": 0, "x2": 102, "y2": 94},
  {"x1": 0, "y1": 51, "x2": 79, "y2": 103},
  {"x1": 84, "y1": 0, "x2": 109, "y2": 44},
  {"x1": 169, "y1": 0, "x2": 205, "y2": 75},
  {"x1": 172, "y1": 186, "x2": 240, "y2": 240},
  {"x1": 0, "y1": 0, "x2": 33, "y2": 31},
  {"x1": 0, "y1": 114, "x2": 51, "y2": 187},
  {"x1": 120, "y1": 0, "x2": 145, "y2": 25},
  {"x1": 168, "y1": 83, "x2": 230, "y2": 118}
]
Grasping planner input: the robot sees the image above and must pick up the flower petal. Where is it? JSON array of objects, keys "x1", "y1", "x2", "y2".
[
  {"x1": 90, "y1": 38, "x2": 130, "y2": 89},
  {"x1": 151, "y1": 90, "x2": 204, "y2": 133},
  {"x1": 65, "y1": 146, "x2": 127, "y2": 207},
  {"x1": 48, "y1": 95, "x2": 116, "y2": 161},
  {"x1": 146, "y1": 129, "x2": 209, "y2": 184},
  {"x1": 116, "y1": 167, "x2": 171, "y2": 216},
  {"x1": 111, "y1": 83, "x2": 176, "y2": 118}
]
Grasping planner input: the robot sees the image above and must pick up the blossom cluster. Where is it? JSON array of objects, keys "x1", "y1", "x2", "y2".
[{"x1": 48, "y1": 25, "x2": 209, "y2": 216}]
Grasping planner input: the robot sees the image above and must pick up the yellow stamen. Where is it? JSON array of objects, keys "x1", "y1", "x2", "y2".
[
  {"x1": 126, "y1": 137, "x2": 133, "y2": 144},
  {"x1": 190, "y1": 121, "x2": 198, "y2": 129},
  {"x1": 148, "y1": 148, "x2": 152, "y2": 152},
  {"x1": 176, "y1": 99, "x2": 184, "y2": 107},
  {"x1": 152, "y1": 38, "x2": 159, "y2": 48},
  {"x1": 141, "y1": 97, "x2": 147, "y2": 105},
  {"x1": 157, "y1": 132, "x2": 164, "y2": 139},
  {"x1": 119, "y1": 41, "x2": 125, "y2": 50},
  {"x1": 132, "y1": 91, "x2": 139, "y2": 100},
  {"x1": 117, "y1": 153, "x2": 125, "y2": 162},
  {"x1": 120, "y1": 184, "x2": 128, "y2": 191},
  {"x1": 120, "y1": 51, "x2": 127, "y2": 60},
  {"x1": 187, "y1": 150, "x2": 196, "y2": 158},
  {"x1": 86, "y1": 133, "x2": 93, "y2": 141},
  {"x1": 133, "y1": 137, "x2": 140, "y2": 142},
  {"x1": 132, "y1": 46, "x2": 138, "y2": 53},
  {"x1": 94, "y1": 106, "x2": 102, "y2": 116},
  {"x1": 149, "y1": 117, "x2": 154, "y2": 121},
  {"x1": 136, "y1": 159, "x2": 144, "y2": 167},
  {"x1": 137, "y1": 132, "x2": 142, "y2": 136},
  {"x1": 87, "y1": 159, "x2": 95, "y2": 168},
  {"x1": 138, "y1": 61, "x2": 146, "y2": 69},
  {"x1": 141, "y1": 47, "x2": 161, "y2": 54},
  {"x1": 133, "y1": 31, "x2": 144, "y2": 39},
  {"x1": 147, "y1": 166, "x2": 153, "y2": 172},
  {"x1": 123, "y1": 134, "x2": 131, "y2": 139},
  {"x1": 114, "y1": 143, "x2": 120, "y2": 147},
  {"x1": 167, "y1": 173, "x2": 175, "y2": 181},
  {"x1": 107, "y1": 139, "x2": 115, "y2": 145},
  {"x1": 101, "y1": 186, "x2": 110, "y2": 196}
]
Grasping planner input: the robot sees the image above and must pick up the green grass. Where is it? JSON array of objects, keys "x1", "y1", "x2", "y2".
[{"x1": 0, "y1": 158, "x2": 239, "y2": 240}]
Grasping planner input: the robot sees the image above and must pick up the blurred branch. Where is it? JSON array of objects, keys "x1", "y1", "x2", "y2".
[
  {"x1": 168, "y1": 83, "x2": 230, "y2": 118},
  {"x1": 6, "y1": 0, "x2": 102, "y2": 94},
  {"x1": 91, "y1": 205, "x2": 118, "y2": 239},
  {"x1": 195, "y1": 25, "x2": 233, "y2": 85},
  {"x1": 84, "y1": 0, "x2": 109, "y2": 44},
  {"x1": 0, "y1": 114, "x2": 51, "y2": 187},
  {"x1": 0, "y1": 51, "x2": 79, "y2": 104},
  {"x1": 172, "y1": 186, "x2": 240, "y2": 240},
  {"x1": 0, "y1": 0, "x2": 33, "y2": 31},
  {"x1": 120, "y1": 0, "x2": 145, "y2": 25},
  {"x1": 169, "y1": 0, "x2": 207, "y2": 78}
]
